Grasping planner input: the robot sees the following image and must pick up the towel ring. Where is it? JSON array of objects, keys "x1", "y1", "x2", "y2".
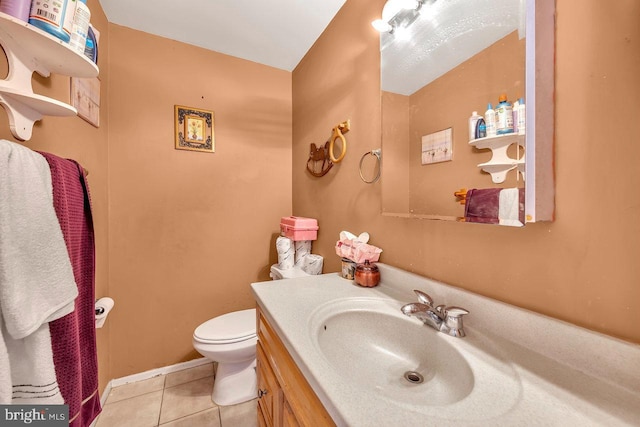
[
  {"x1": 329, "y1": 120, "x2": 350, "y2": 163},
  {"x1": 329, "y1": 127, "x2": 347, "y2": 163},
  {"x1": 359, "y1": 149, "x2": 381, "y2": 184}
]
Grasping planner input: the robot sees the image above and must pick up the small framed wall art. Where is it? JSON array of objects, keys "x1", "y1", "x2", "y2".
[
  {"x1": 71, "y1": 76, "x2": 101, "y2": 127},
  {"x1": 174, "y1": 105, "x2": 215, "y2": 153}
]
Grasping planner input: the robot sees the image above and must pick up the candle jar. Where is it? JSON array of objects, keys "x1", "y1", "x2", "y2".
[{"x1": 354, "y1": 260, "x2": 380, "y2": 287}]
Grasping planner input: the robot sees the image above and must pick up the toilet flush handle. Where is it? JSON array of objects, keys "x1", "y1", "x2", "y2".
[{"x1": 258, "y1": 389, "x2": 269, "y2": 398}]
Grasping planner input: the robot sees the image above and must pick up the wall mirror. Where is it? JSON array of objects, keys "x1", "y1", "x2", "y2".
[{"x1": 378, "y1": 0, "x2": 554, "y2": 225}]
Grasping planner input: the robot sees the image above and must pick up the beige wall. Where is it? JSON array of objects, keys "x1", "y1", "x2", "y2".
[
  {"x1": 107, "y1": 25, "x2": 292, "y2": 377},
  {"x1": 293, "y1": 0, "x2": 640, "y2": 343},
  {"x1": 1, "y1": 5, "x2": 292, "y2": 385},
  {"x1": 0, "y1": 0, "x2": 112, "y2": 390}
]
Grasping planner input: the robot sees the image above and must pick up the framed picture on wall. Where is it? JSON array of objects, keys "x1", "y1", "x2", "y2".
[
  {"x1": 174, "y1": 105, "x2": 215, "y2": 153},
  {"x1": 71, "y1": 76, "x2": 101, "y2": 127}
]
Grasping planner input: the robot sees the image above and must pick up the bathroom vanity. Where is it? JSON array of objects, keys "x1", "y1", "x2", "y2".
[
  {"x1": 252, "y1": 264, "x2": 640, "y2": 427},
  {"x1": 256, "y1": 306, "x2": 334, "y2": 426}
]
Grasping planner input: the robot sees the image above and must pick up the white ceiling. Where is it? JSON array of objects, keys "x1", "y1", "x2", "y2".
[{"x1": 98, "y1": 0, "x2": 347, "y2": 71}]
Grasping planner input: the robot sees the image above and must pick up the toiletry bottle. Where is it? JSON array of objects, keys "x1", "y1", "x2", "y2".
[
  {"x1": 84, "y1": 25, "x2": 98, "y2": 63},
  {"x1": 468, "y1": 111, "x2": 482, "y2": 141},
  {"x1": 484, "y1": 103, "x2": 496, "y2": 137},
  {"x1": 517, "y1": 98, "x2": 526, "y2": 135},
  {"x1": 69, "y1": 0, "x2": 90, "y2": 55},
  {"x1": 512, "y1": 99, "x2": 520, "y2": 134},
  {"x1": 496, "y1": 93, "x2": 514, "y2": 135},
  {"x1": 29, "y1": 0, "x2": 77, "y2": 43},
  {"x1": 0, "y1": 0, "x2": 32, "y2": 22},
  {"x1": 475, "y1": 118, "x2": 486, "y2": 139}
]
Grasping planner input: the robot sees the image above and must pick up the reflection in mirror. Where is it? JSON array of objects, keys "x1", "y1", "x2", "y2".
[{"x1": 378, "y1": 0, "x2": 528, "y2": 225}]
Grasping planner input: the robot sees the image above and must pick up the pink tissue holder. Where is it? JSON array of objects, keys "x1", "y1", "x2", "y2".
[
  {"x1": 335, "y1": 240, "x2": 382, "y2": 264},
  {"x1": 280, "y1": 216, "x2": 319, "y2": 241}
]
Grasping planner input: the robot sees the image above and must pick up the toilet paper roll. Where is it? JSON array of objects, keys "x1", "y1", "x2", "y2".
[
  {"x1": 294, "y1": 240, "x2": 312, "y2": 266},
  {"x1": 95, "y1": 297, "x2": 115, "y2": 329},
  {"x1": 302, "y1": 254, "x2": 323, "y2": 275},
  {"x1": 276, "y1": 236, "x2": 295, "y2": 270}
]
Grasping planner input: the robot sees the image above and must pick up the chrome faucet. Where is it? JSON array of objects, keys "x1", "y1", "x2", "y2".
[{"x1": 401, "y1": 290, "x2": 469, "y2": 337}]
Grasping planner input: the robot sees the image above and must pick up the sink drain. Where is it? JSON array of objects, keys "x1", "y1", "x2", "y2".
[{"x1": 403, "y1": 371, "x2": 424, "y2": 384}]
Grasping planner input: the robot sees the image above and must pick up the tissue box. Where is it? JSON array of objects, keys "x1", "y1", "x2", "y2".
[{"x1": 280, "y1": 216, "x2": 318, "y2": 241}]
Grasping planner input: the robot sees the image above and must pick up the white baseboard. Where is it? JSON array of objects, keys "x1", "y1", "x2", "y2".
[{"x1": 109, "y1": 357, "x2": 211, "y2": 388}]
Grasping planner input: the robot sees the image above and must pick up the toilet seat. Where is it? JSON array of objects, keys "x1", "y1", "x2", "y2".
[{"x1": 194, "y1": 308, "x2": 256, "y2": 344}]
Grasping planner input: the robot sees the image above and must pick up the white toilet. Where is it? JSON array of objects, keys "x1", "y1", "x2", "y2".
[
  {"x1": 192, "y1": 308, "x2": 258, "y2": 406},
  {"x1": 193, "y1": 264, "x2": 310, "y2": 406}
]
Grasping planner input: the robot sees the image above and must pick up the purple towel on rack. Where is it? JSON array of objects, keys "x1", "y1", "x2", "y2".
[
  {"x1": 38, "y1": 152, "x2": 101, "y2": 427},
  {"x1": 464, "y1": 188, "x2": 525, "y2": 225}
]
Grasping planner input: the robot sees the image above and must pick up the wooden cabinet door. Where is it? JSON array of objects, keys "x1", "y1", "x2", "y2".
[
  {"x1": 257, "y1": 341, "x2": 282, "y2": 426},
  {"x1": 257, "y1": 306, "x2": 335, "y2": 427},
  {"x1": 257, "y1": 404, "x2": 269, "y2": 427},
  {"x1": 282, "y1": 398, "x2": 301, "y2": 427}
]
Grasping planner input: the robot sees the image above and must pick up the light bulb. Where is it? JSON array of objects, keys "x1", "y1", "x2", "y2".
[
  {"x1": 371, "y1": 19, "x2": 392, "y2": 33},
  {"x1": 398, "y1": 0, "x2": 419, "y2": 10}
]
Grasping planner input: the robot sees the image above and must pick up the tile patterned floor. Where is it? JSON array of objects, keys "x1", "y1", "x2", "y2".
[{"x1": 94, "y1": 363, "x2": 257, "y2": 427}]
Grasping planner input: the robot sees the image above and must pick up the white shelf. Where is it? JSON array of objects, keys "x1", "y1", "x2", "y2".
[
  {"x1": 469, "y1": 133, "x2": 525, "y2": 183},
  {"x1": 0, "y1": 11, "x2": 99, "y2": 140}
]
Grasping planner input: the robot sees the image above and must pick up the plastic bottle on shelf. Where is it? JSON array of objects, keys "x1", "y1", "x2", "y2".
[
  {"x1": 484, "y1": 103, "x2": 497, "y2": 137},
  {"x1": 29, "y1": 0, "x2": 77, "y2": 43},
  {"x1": 468, "y1": 111, "x2": 482, "y2": 140},
  {"x1": 0, "y1": 0, "x2": 32, "y2": 22},
  {"x1": 517, "y1": 98, "x2": 526, "y2": 135},
  {"x1": 475, "y1": 118, "x2": 486, "y2": 139},
  {"x1": 69, "y1": 0, "x2": 90, "y2": 55},
  {"x1": 84, "y1": 24, "x2": 98, "y2": 63},
  {"x1": 496, "y1": 93, "x2": 514, "y2": 135}
]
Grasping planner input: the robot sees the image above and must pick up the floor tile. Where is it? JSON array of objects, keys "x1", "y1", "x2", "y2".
[
  {"x1": 96, "y1": 390, "x2": 163, "y2": 427},
  {"x1": 106, "y1": 375, "x2": 165, "y2": 404},
  {"x1": 159, "y1": 408, "x2": 221, "y2": 427},
  {"x1": 219, "y1": 399, "x2": 257, "y2": 427},
  {"x1": 159, "y1": 376, "x2": 216, "y2": 424},
  {"x1": 164, "y1": 362, "x2": 214, "y2": 388}
]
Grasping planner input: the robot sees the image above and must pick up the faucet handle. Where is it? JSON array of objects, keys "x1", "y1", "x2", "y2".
[
  {"x1": 444, "y1": 306, "x2": 469, "y2": 318},
  {"x1": 443, "y1": 306, "x2": 469, "y2": 338},
  {"x1": 413, "y1": 289, "x2": 434, "y2": 307}
]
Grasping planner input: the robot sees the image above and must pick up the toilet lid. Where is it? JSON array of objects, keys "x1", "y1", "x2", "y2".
[{"x1": 194, "y1": 308, "x2": 256, "y2": 344}]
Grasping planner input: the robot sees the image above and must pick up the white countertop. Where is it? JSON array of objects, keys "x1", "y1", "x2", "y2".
[{"x1": 251, "y1": 264, "x2": 640, "y2": 426}]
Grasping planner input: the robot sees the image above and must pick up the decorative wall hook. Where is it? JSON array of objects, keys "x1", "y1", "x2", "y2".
[
  {"x1": 306, "y1": 141, "x2": 333, "y2": 177},
  {"x1": 454, "y1": 188, "x2": 467, "y2": 205},
  {"x1": 329, "y1": 120, "x2": 350, "y2": 163}
]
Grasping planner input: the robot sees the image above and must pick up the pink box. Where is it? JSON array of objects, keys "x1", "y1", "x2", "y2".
[{"x1": 280, "y1": 216, "x2": 318, "y2": 241}]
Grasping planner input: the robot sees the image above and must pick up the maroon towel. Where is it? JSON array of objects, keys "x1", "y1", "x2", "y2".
[
  {"x1": 38, "y1": 152, "x2": 101, "y2": 427},
  {"x1": 464, "y1": 188, "x2": 525, "y2": 224}
]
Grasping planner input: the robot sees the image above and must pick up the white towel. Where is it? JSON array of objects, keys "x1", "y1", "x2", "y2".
[
  {"x1": 0, "y1": 140, "x2": 78, "y2": 404},
  {"x1": 498, "y1": 188, "x2": 523, "y2": 227}
]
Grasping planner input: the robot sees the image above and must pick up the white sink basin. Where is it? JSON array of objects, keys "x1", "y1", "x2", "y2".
[
  {"x1": 308, "y1": 297, "x2": 522, "y2": 421},
  {"x1": 310, "y1": 298, "x2": 474, "y2": 406}
]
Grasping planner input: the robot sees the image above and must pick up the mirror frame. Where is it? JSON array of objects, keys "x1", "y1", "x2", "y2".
[
  {"x1": 524, "y1": 0, "x2": 555, "y2": 222},
  {"x1": 379, "y1": 0, "x2": 555, "y2": 223}
]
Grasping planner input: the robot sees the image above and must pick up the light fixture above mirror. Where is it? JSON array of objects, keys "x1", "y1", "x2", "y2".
[{"x1": 371, "y1": 0, "x2": 426, "y2": 34}]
